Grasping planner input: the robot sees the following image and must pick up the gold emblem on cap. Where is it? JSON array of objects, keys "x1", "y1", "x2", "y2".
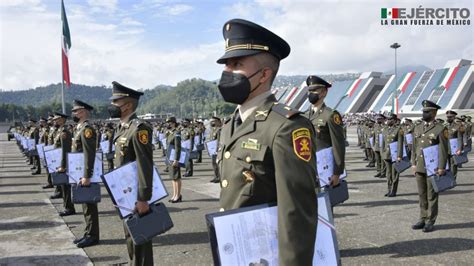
[
  {"x1": 226, "y1": 23, "x2": 231, "y2": 31},
  {"x1": 224, "y1": 151, "x2": 231, "y2": 159},
  {"x1": 225, "y1": 38, "x2": 229, "y2": 48},
  {"x1": 245, "y1": 156, "x2": 251, "y2": 163},
  {"x1": 219, "y1": 208, "x2": 225, "y2": 212},
  {"x1": 221, "y1": 179, "x2": 228, "y2": 188}
]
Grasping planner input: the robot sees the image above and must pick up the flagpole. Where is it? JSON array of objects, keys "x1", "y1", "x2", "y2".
[{"x1": 61, "y1": 48, "x2": 66, "y2": 114}]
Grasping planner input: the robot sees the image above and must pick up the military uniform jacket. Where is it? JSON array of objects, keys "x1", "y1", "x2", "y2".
[
  {"x1": 113, "y1": 114, "x2": 153, "y2": 201},
  {"x1": 411, "y1": 121, "x2": 449, "y2": 174},
  {"x1": 29, "y1": 126, "x2": 39, "y2": 145},
  {"x1": 382, "y1": 125, "x2": 404, "y2": 161},
  {"x1": 373, "y1": 123, "x2": 384, "y2": 152},
  {"x1": 166, "y1": 128, "x2": 181, "y2": 161},
  {"x1": 104, "y1": 129, "x2": 115, "y2": 154},
  {"x1": 218, "y1": 95, "x2": 317, "y2": 265},
  {"x1": 306, "y1": 103, "x2": 345, "y2": 175},
  {"x1": 53, "y1": 125, "x2": 71, "y2": 169},
  {"x1": 39, "y1": 126, "x2": 49, "y2": 144},
  {"x1": 48, "y1": 126, "x2": 57, "y2": 145},
  {"x1": 210, "y1": 127, "x2": 221, "y2": 141},
  {"x1": 446, "y1": 121, "x2": 464, "y2": 154},
  {"x1": 181, "y1": 127, "x2": 195, "y2": 150},
  {"x1": 72, "y1": 121, "x2": 97, "y2": 179}
]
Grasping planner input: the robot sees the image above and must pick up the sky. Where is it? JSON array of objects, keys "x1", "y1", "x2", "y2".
[{"x1": 0, "y1": 0, "x2": 473, "y2": 91}]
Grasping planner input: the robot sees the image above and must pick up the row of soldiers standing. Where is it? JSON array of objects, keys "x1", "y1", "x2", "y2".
[{"x1": 356, "y1": 104, "x2": 472, "y2": 232}]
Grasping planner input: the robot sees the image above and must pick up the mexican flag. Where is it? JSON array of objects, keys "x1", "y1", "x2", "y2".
[
  {"x1": 381, "y1": 8, "x2": 399, "y2": 19},
  {"x1": 61, "y1": 0, "x2": 71, "y2": 87}
]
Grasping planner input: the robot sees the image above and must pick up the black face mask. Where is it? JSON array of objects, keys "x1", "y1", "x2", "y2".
[
  {"x1": 210, "y1": 122, "x2": 216, "y2": 127},
  {"x1": 108, "y1": 104, "x2": 124, "y2": 118},
  {"x1": 72, "y1": 116, "x2": 80, "y2": 123},
  {"x1": 422, "y1": 111, "x2": 433, "y2": 122},
  {"x1": 218, "y1": 69, "x2": 262, "y2": 104},
  {"x1": 308, "y1": 93, "x2": 320, "y2": 104},
  {"x1": 54, "y1": 124, "x2": 60, "y2": 129},
  {"x1": 447, "y1": 118, "x2": 454, "y2": 123}
]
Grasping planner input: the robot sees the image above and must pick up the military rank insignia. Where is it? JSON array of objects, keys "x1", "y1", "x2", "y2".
[
  {"x1": 138, "y1": 130, "x2": 149, "y2": 144},
  {"x1": 292, "y1": 128, "x2": 312, "y2": 162},
  {"x1": 333, "y1": 113, "x2": 342, "y2": 125},
  {"x1": 84, "y1": 128, "x2": 93, "y2": 139}
]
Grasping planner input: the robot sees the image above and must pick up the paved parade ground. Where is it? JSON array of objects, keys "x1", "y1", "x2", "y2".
[{"x1": 0, "y1": 128, "x2": 473, "y2": 265}]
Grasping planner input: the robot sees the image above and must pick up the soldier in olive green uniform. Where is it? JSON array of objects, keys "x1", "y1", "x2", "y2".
[
  {"x1": 53, "y1": 112, "x2": 76, "y2": 216},
  {"x1": 381, "y1": 114, "x2": 404, "y2": 197},
  {"x1": 104, "y1": 123, "x2": 115, "y2": 171},
  {"x1": 109, "y1": 81, "x2": 154, "y2": 265},
  {"x1": 373, "y1": 114, "x2": 386, "y2": 177},
  {"x1": 181, "y1": 119, "x2": 194, "y2": 177},
  {"x1": 71, "y1": 100, "x2": 100, "y2": 248},
  {"x1": 461, "y1": 115, "x2": 472, "y2": 151},
  {"x1": 445, "y1": 110, "x2": 464, "y2": 180},
  {"x1": 216, "y1": 19, "x2": 317, "y2": 265},
  {"x1": 403, "y1": 118, "x2": 415, "y2": 161},
  {"x1": 47, "y1": 115, "x2": 63, "y2": 196},
  {"x1": 28, "y1": 119, "x2": 41, "y2": 175},
  {"x1": 411, "y1": 100, "x2": 449, "y2": 233},
  {"x1": 209, "y1": 116, "x2": 222, "y2": 183},
  {"x1": 305, "y1": 75, "x2": 345, "y2": 187},
  {"x1": 194, "y1": 121, "x2": 204, "y2": 163},
  {"x1": 364, "y1": 120, "x2": 376, "y2": 168},
  {"x1": 166, "y1": 117, "x2": 183, "y2": 203}
]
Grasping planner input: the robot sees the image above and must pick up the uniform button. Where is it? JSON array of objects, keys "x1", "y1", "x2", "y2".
[
  {"x1": 221, "y1": 180, "x2": 228, "y2": 188},
  {"x1": 224, "y1": 151, "x2": 231, "y2": 159},
  {"x1": 219, "y1": 208, "x2": 225, "y2": 212},
  {"x1": 245, "y1": 156, "x2": 251, "y2": 163},
  {"x1": 421, "y1": 140, "x2": 424, "y2": 143}
]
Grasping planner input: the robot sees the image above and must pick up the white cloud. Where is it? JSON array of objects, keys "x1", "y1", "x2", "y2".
[
  {"x1": 87, "y1": 0, "x2": 118, "y2": 14},
  {"x1": 161, "y1": 4, "x2": 193, "y2": 16},
  {"x1": 121, "y1": 17, "x2": 144, "y2": 27}
]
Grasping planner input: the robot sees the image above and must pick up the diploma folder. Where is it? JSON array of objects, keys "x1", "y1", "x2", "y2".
[
  {"x1": 430, "y1": 171, "x2": 456, "y2": 193},
  {"x1": 71, "y1": 183, "x2": 101, "y2": 204},
  {"x1": 124, "y1": 203, "x2": 173, "y2": 246},
  {"x1": 205, "y1": 192, "x2": 341, "y2": 266},
  {"x1": 394, "y1": 159, "x2": 411, "y2": 173},
  {"x1": 51, "y1": 172, "x2": 69, "y2": 185},
  {"x1": 453, "y1": 153, "x2": 468, "y2": 165},
  {"x1": 322, "y1": 180, "x2": 349, "y2": 207},
  {"x1": 101, "y1": 161, "x2": 169, "y2": 219}
]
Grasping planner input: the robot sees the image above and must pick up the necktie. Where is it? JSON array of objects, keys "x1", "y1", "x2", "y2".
[{"x1": 234, "y1": 112, "x2": 242, "y2": 128}]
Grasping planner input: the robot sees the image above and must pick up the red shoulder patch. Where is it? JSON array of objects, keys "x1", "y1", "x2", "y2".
[{"x1": 292, "y1": 128, "x2": 312, "y2": 162}]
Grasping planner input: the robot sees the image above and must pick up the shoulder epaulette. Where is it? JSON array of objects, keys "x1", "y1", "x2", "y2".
[{"x1": 272, "y1": 102, "x2": 301, "y2": 119}]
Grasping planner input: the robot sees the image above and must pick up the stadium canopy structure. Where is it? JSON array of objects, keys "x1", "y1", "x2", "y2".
[{"x1": 274, "y1": 59, "x2": 473, "y2": 116}]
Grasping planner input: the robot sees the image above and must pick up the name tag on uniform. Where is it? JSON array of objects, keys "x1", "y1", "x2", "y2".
[{"x1": 241, "y1": 139, "x2": 260, "y2": 151}]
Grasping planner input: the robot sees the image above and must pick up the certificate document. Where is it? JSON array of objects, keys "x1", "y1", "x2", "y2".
[
  {"x1": 389, "y1": 141, "x2": 407, "y2": 162},
  {"x1": 67, "y1": 152, "x2": 103, "y2": 183},
  {"x1": 211, "y1": 192, "x2": 340, "y2": 266},
  {"x1": 206, "y1": 140, "x2": 218, "y2": 156},
  {"x1": 378, "y1": 134, "x2": 384, "y2": 149},
  {"x1": 44, "y1": 148, "x2": 62, "y2": 172},
  {"x1": 36, "y1": 144, "x2": 45, "y2": 160},
  {"x1": 316, "y1": 147, "x2": 347, "y2": 187},
  {"x1": 369, "y1": 137, "x2": 374, "y2": 148},
  {"x1": 422, "y1": 145, "x2": 448, "y2": 176},
  {"x1": 181, "y1": 139, "x2": 191, "y2": 150},
  {"x1": 449, "y1": 138, "x2": 459, "y2": 155},
  {"x1": 101, "y1": 162, "x2": 168, "y2": 218},
  {"x1": 405, "y1": 133, "x2": 413, "y2": 145},
  {"x1": 99, "y1": 140, "x2": 115, "y2": 153}
]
